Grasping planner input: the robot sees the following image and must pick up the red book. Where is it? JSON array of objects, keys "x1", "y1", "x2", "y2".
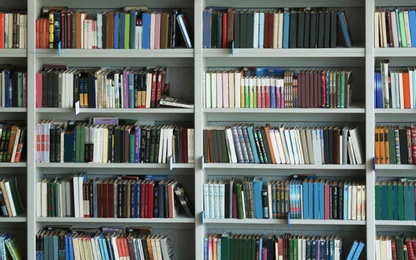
[
  {"x1": 0, "y1": 13, "x2": 4, "y2": 48},
  {"x1": 155, "y1": 68, "x2": 165, "y2": 107},
  {"x1": 36, "y1": 71, "x2": 43, "y2": 107},
  {"x1": 36, "y1": 19, "x2": 40, "y2": 48},
  {"x1": 391, "y1": 238, "x2": 397, "y2": 260},
  {"x1": 61, "y1": 12, "x2": 66, "y2": 48},
  {"x1": 150, "y1": 69, "x2": 158, "y2": 108},
  {"x1": 66, "y1": 11, "x2": 71, "y2": 48},
  {"x1": 264, "y1": 13, "x2": 269, "y2": 48},
  {"x1": 147, "y1": 180, "x2": 155, "y2": 218},
  {"x1": 265, "y1": 79, "x2": 270, "y2": 108},
  {"x1": 387, "y1": 11, "x2": 394, "y2": 47},
  {"x1": 324, "y1": 182, "x2": 330, "y2": 219},
  {"x1": 222, "y1": 12, "x2": 227, "y2": 48},
  {"x1": 108, "y1": 179, "x2": 115, "y2": 218},
  {"x1": 97, "y1": 180, "x2": 103, "y2": 218},
  {"x1": 103, "y1": 179, "x2": 109, "y2": 218},
  {"x1": 402, "y1": 71, "x2": 411, "y2": 109},
  {"x1": 411, "y1": 125, "x2": 416, "y2": 164},
  {"x1": 321, "y1": 71, "x2": 327, "y2": 108},
  {"x1": 83, "y1": 182, "x2": 89, "y2": 217},
  {"x1": 140, "y1": 180, "x2": 147, "y2": 218},
  {"x1": 268, "y1": 12, "x2": 274, "y2": 48},
  {"x1": 406, "y1": 239, "x2": 416, "y2": 260}
]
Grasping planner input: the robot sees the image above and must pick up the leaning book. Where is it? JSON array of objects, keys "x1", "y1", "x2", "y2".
[{"x1": 159, "y1": 95, "x2": 194, "y2": 109}]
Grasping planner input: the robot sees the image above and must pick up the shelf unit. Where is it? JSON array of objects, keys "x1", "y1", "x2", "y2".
[{"x1": 1, "y1": 0, "x2": 413, "y2": 258}]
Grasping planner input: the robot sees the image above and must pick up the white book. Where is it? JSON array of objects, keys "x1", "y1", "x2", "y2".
[
  {"x1": 404, "y1": 11, "x2": 412, "y2": 47},
  {"x1": 167, "y1": 125, "x2": 174, "y2": 163},
  {"x1": 273, "y1": 12, "x2": 279, "y2": 49},
  {"x1": 205, "y1": 70, "x2": 211, "y2": 108},
  {"x1": 379, "y1": 236, "x2": 387, "y2": 260},
  {"x1": 295, "y1": 128, "x2": 305, "y2": 164},
  {"x1": 219, "y1": 180, "x2": 225, "y2": 219},
  {"x1": 228, "y1": 71, "x2": 235, "y2": 108},
  {"x1": 203, "y1": 183, "x2": 210, "y2": 219},
  {"x1": 210, "y1": 72, "x2": 217, "y2": 108},
  {"x1": 380, "y1": 10, "x2": 387, "y2": 48},
  {"x1": 253, "y1": 11, "x2": 259, "y2": 48},
  {"x1": 222, "y1": 72, "x2": 229, "y2": 108},
  {"x1": 386, "y1": 236, "x2": 392, "y2": 260},
  {"x1": 213, "y1": 180, "x2": 220, "y2": 218},
  {"x1": 267, "y1": 181, "x2": 273, "y2": 219},
  {"x1": 187, "y1": 128, "x2": 195, "y2": 163},
  {"x1": 348, "y1": 127, "x2": 364, "y2": 165},
  {"x1": 145, "y1": 70, "x2": 153, "y2": 108},
  {"x1": 216, "y1": 72, "x2": 223, "y2": 108},
  {"x1": 269, "y1": 129, "x2": 281, "y2": 164},
  {"x1": 274, "y1": 128, "x2": 286, "y2": 164},
  {"x1": 36, "y1": 179, "x2": 44, "y2": 217},
  {"x1": 390, "y1": 11, "x2": 399, "y2": 48},
  {"x1": 290, "y1": 128, "x2": 300, "y2": 164},
  {"x1": 305, "y1": 128, "x2": 314, "y2": 164},
  {"x1": 158, "y1": 125, "x2": 166, "y2": 163},
  {"x1": 283, "y1": 127, "x2": 295, "y2": 164},
  {"x1": 208, "y1": 180, "x2": 215, "y2": 219},
  {"x1": 111, "y1": 235, "x2": 120, "y2": 259},
  {"x1": 234, "y1": 71, "x2": 242, "y2": 108},
  {"x1": 356, "y1": 184, "x2": 362, "y2": 220},
  {"x1": 225, "y1": 128, "x2": 238, "y2": 163},
  {"x1": 278, "y1": 12, "x2": 284, "y2": 49},
  {"x1": 351, "y1": 184, "x2": 357, "y2": 220},
  {"x1": 398, "y1": 71, "x2": 404, "y2": 108},
  {"x1": 334, "y1": 236, "x2": 342, "y2": 260},
  {"x1": 4, "y1": 180, "x2": 16, "y2": 217},
  {"x1": 278, "y1": 125, "x2": 290, "y2": 164},
  {"x1": 101, "y1": 126, "x2": 108, "y2": 163},
  {"x1": 259, "y1": 12, "x2": 265, "y2": 48},
  {"x1": 374, "y1": 10, "x2": 379, "y2": 48}
]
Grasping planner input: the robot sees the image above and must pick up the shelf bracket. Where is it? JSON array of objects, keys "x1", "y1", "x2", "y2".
[
  {"x1": 201, "y1": 156, "x2": 204, "y2": 172},
  {"x1": 169, "y1": 155, "x2": 173, "y2": 171}
]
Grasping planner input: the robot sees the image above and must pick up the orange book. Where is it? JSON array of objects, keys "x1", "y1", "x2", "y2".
[
  {"x1": 375, "y1": 127, "x2": 380, "y2": 164},
  {"x1": 402, "y1": 71, "x2": 411, "y2": 108},
  {"x1": 384, "y1": 127, "x2": 390, "y2": 164},
  {"x1": 263, "y1": 124, "x2": 277, "y2": 164},
  {"x1": 379, "y1": 127, "x2": 385, "y2": 164}
]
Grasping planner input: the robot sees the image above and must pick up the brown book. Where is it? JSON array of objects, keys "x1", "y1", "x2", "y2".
[
  {"x1": 0, "y1": 178, "x2": 12, "y2": 217},
  {"x1": 264, "y1": 12, "x2": 269, "y2": 48},
  {"x1": 160, "y1": 12, "x2": 169, "y2": 49},
  {"x1": 126, "y1": 180, "x2": 131, "y2": 218},
  {"x1": 108, "y1": 179, "x2": 115, "y2": 218},
  {"x1": 263, "y1": 124, "x2": 276, "y2": 164},
  {"x1": 107, "y1": 12, "x2": 114, "y2": 49},
  {"x1": 227, "y1": 9, "x2": 234, "y2": 48},
  {"x1": 75, "y1": 12, "x2": 82, "y2": 49},
  {"x1": 269, "y1": 12, "x2": 274, "y2": 48},
  {"x1": 6, "y1": 124, "x2": 19, "y2": 162}
]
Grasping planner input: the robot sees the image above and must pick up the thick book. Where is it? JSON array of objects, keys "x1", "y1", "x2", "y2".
[
  {"x1": 338, "y1": 11, "x2": 353, "y2": 47},
  {"x1": 173, "y1": 183, "x2": 194, "y2": 217}
]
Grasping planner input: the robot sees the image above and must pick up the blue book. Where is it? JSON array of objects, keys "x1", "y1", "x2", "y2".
[
  {"x1": 302, "y1": 180, "x2": 309, "y2": 219},
  {"x1": 130, "y1": 182, "x2": 136, "y2": 218},
  {"x1": 409, "y1": 11, "x2": 416, "y2": 47},
  {"x1": 68, "y1": 233, "x2": 74, "y2": 260},
  {"x1": 352, "y1": 241, "x2": 365, "y2": 260},
  {"x1": 158, "y1": 180, "x2": 165, "y2": 218},
  {"x1": 343, "y1": 182, "x2": 349, "y2": 220},
  {"x1": 319, "y1": 180, "x2": 325, "y2": 219},
  {"x1": 136, "y1": 181, "x2": 141, "y2": 217},
  {"x1": 282, "y1": 12, "x2": 290, "y2": 48},
  {"x1": 203, "y1": 10, "x2": 208, "y2": 48},
  {"x1": 313, "y1": 180, "x2": 319, "y2": 219},
  {"x1": 346, "y1": 240, "x2": 359, "y2": 260},
  {"x1": 113, "y1": 13, "x2": 119, "y2": 49},
  {"x1": 119, "y1": 12, "x2": 125, "y2": 49},
  {"x1": 4, "y1": 70, "x2": 11, "y2": 107},
  {"x1": 253, "y1": 177, "x2": 264, "y2": 218},
  {"x1": 130, "y1": 11, "x2": 137, "y2": 49},
  {"x1": 308, "y1": 179, "x2": 313, "y2": 219},
  {"x1": 246, "y1": 126, "x2": 260, "y2": 163},
  {"x1": 128, "y1": 72, "x2": 135, "y2": 108},
  {"x1": 337, "y1": 11, "x2": 353, "y2": 47},
  {"x1": 100, "y1": 234, "x2": 110, "y2": 260},
  {"x1": 270, "y1": 83, "x2": 276, "y2": 108},
  {"x1": 142, "y1": 12, "x2": 151, "y2": 49}
]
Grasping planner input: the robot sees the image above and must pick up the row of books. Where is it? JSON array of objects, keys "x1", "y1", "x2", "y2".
[
  {"x1": 36, "y1": 119, "x2": 194, "y2": 164},
  {"x1": 0, "y1": 233, "x2": 21, "y2": 260},
  {"x1": 0, "y1": 177, "x2": 25, "y2": 218},
  {"x1": 375, "y1": 235, "x2": 415, "y2": 260},
  {"x1": 203, "y1": 8, "x2": 352, "y2": 49},
  {"x1": 0, "y1": 66, "x2": 27, "y2": 108},
  {"x1": 375, "y1": 179, "x2": 416, "y2": 221},
  {"x1": 36, "y1": 174, "x2": 194, "y2": 219},
  {"x1": 36, "y1": 6, "x2": 192, "y2": 49},
  {"x1": 375, "y1": 60, "x2": 416, "y2": 109},
  {"x1": 374, "y1": 125, "x2": 416, "y2": 165},
  {"x1": 204, "y1": 177, "x2": 365, "y2": 221},
  {"x1": 204, "y1": 232, "x2": 344, "y2": 260},
  {"x1": 0, "y1": 122, "x2": 26, "y2": 163},
  {"x1": 375, "y1": 8, "x2": 416, "y2": 48},
  {"x1": 204, "y1": 68, "x2": 353, "y2": 109},
  {"x1": 0, "y1": 12, "x2": 27, "y2": 49},
  {"x1": 36, "y1": 226, "x2": 173, "y2": 260},
  {"x1": 203, "y1": 124, "x2": 363, "y2": 165}
]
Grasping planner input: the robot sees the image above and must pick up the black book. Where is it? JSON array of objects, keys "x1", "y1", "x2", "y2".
[
  {"x1": 175, "y1": 126, "x2": 182, "y2": 163},
  {"x1": 169, "y1": 9, "x2": 179, "y2": 48},
  {"x1": 239, "y1": 11, "x2": 247, "y2": 48},
  {"x1": 42, "y1": 71, "x2": 48, "y2": 107},
  {"x1": 317, "y1": 11, "x2": 326, "y2": 48},
  {"x1": 289, "y1": 10, "x2": 298, "y2": 48},
  {"x1": 399, "y1": 128, "x2": 409, "y2": 164},
  {"x1": 0, "y1": 188, "x2": 8, "y2": 216},
  {"x1": 304, "y1": 11, "x2": 311, "y2": 48},
  {"x1": 211, "y1": 11, "x2": 217, "y2": 48},
  {"x1": 297, "y1": 10, "x2": 305, "y2": 48},
  {"x1": 332, "y1": 183, "x2": 338, "y2": 219},
  {"x1": 52, "y1": 70, "x2": 59, "y2": 107},
  {"x1": 102, "y1": 13, "x2": 107, "y2": 49},
  {"x1": 234, "y1": 11, "x2": 240, "y2": 48},
  {"x1": 47, "y1": 70, "x2": 54, "y2": 107},
  {"x1": 324, "y1": 11, "x2": 331, "y2": 48},
  {"x1": 53, "y1": 12, "x2": 61, "y2": 48},
  {"x1": 309, "y1": 11, "x2": 318, "y2": 48},
  {"x1": 323, "y1": 127, "x2": 329, "y2": 164},
  {"x1": 330, "y1": 11, "x2": 338, "y2": 48},
  {"x1": 174, "y1": 183, "x2": 195, "y2": 217},
  {"x1": 73, "y1": 71, "x2": 80, "y2": 107},
  {"x1": 107, "y1": 125, "x2": 114, "y2": 163},
  {"x1": 144, "y1": 127, "x2": 152, "y2": 163},
  {"x1": 328, "y1": 127, "x2": 334, "y2": 164},
  {"x1": 114, "y1": 125, "x2": 122, "y2": 163},
  {"x1": 259, "y1": 127, "x2": 272, "y2": 164},
  {"x1": 49, "y1": 125, "x2": 56, "y2": 163},
  {"x1": 247, "y1": 11, "x2": 255, "y2": 48}
]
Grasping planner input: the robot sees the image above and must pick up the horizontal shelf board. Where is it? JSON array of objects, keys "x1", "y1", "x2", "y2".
[
  {"x1": 0, "y1": 213, "x2": 27, "y2": 223},
  {"x1": 204, "y1": 163, "x2": 365, "y2": 170},
  {"x1": 375, "y1": 164, "x2": 416, "y2": 171},
  {"x1": 374, "y1": 48, "x2": 416, "y2": 57},
  {"x1": 375, "y1": 109, "x2": 416, "y2": 114},
  {"x1": 376, "y1": 220, "x2": 416, "y2": 226},
  {"x1": 204, "y1": 218, "x2": 364, "y2": 225},
  {"x1": 289, "y1": 219, "x2": 366, "y2": 225},
  {"x1": 204, "y1": 107, "x2": 365, "y2": 114},
  {"x1": 34, "y1": 49, "x2": 194, "y2": 58},
  {"x1": 37, "y1": 217, "x2": 195, "y2": 224},
  {"x1": 0, "y1": 108, "x2": 27, "y2": 113},
  {"x1": 0, "y1": 163, "x2": 26, "y2": 168},
  {"x1": 202, "y1": 48, "x2": 365, "y2": 58},
  {"x1": 37, "y1": 162, "x2": 194, "y2": 169},
  {"x1": 0, "y1": 49, "x2": 27, "y2": 57},
  {"x1": 36, "y1": 108, "x2": 194, "y2": 114}
]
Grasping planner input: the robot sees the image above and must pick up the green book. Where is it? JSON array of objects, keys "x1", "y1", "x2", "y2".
[
  {"x1": 410, "y1": 183, "x2": 415, "y2": 220},
  {"x1": 387, "y1": 182, "x2": 394, "y2": 220},
  {"x1": 236, "y1": 182, "x2": 245, "y2": 219},
  {"x1": 398, "y1": 182, "x2": 405, "y2": 220},
  {"x1": 398, "y1": 11, "x2": 407, "y2": 47},
  {"x1": 340, "y1": 71, "x2": 345, "y2": 108},
  {"x1": 388, "y1": 127, "x2": 396, "y2": 164},
  {"x1": 124, "y1": 13, "x2": 130, "y2": 49},
  {"x1": 289, "y1": 236, "x2": 294, "y2": 260},
  {"x1": 129, "y1": 133, "x2": 135, "y2": 163},
  {"x1": 221, "y1": 232, "x2": 231, "y2": 260},
  {"x1": 8, "y1": 178, "x2": 24, "y2": 215},
  {"x1": 396, "y1": 235, "x2": 405, "y2": 260},
  {"x1": 80, "y1": 123, "x2": 86, "y2": 163},
  {"x1": 375, "y1": 182, "x2": 381, "y2": 220}
]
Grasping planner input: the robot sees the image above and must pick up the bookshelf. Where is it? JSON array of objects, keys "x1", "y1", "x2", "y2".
[{"x1": 0, "y1": 0, "x2": 414, "y2": 258}]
